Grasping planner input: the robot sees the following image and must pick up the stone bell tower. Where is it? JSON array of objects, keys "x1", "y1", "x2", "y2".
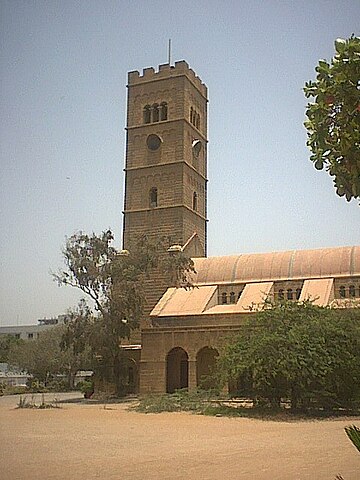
[
  {"x1": 122, "y1": 61, "x2": 208, "y2": 317},
  {"x1": 123, "y1": 60, "x2": 208, "y2": 256}
]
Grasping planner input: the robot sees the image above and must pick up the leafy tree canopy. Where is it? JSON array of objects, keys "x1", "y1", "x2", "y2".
[
  {"x1": 8, "y1": 325, "x2": 91, "y2": 388},
  {"x1": 0, "y1": 334, "x2": 24, "y2": 363},
  {"x1": 54, "y1": 230, "x2": 195, "y2": 395},
  {"x1": 304, "y1": 35, "x2": 360, "y2": 202},
  {"x1": 217, "y1": 302, "x2": 360, "y2": 410}
]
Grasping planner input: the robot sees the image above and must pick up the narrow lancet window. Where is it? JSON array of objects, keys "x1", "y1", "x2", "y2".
[
  {"x1": 160, "y1": 102, "x2": 168, "y2": 121},
  {"x1": 143, "y1": 105, "x2": 151, "y2": 124},
  {"x1": 149, "y1": 187, "x2": 158, "y2": 207},
  {"x1": 152, "y1": 104, "x2": 159, "y2": 122},
  {"x1": 193, "y1": 192, "x2": 198, "y2": 211}
]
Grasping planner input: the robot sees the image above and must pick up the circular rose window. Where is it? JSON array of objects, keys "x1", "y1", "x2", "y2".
[{"x1": 146, "y1": 134, "x2": 162, "y2": 151}]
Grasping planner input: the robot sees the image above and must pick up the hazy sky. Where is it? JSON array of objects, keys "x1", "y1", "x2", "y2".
[{"x1": 1, "y1": 0, "x2": 359, "y2": 326}]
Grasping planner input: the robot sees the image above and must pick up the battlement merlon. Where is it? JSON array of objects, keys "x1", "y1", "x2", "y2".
[{"x1": 127, "y1": 60, "x2": 208, "y2": 98}]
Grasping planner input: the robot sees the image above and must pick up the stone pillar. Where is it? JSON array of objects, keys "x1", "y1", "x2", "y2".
[
  {"x1": 188, "y1": 359, "x2": 197, "y2": 391},
  {"x1": 140, "y1": 360, "x2": 166, "y2": 394}
]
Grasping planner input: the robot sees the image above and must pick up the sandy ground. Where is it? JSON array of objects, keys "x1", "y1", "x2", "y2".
[{"x1": 1, "y1": 393, "x2": 359, "y2": 480}]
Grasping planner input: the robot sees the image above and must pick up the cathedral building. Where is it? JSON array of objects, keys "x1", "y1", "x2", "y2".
[{"x1": 121, "y1": 61, "x2": 360, "y2": 395}]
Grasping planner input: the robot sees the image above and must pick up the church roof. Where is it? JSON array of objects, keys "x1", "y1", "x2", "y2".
[{"x1": 192, "y1": 246, "x2": 360, "y2": 285}]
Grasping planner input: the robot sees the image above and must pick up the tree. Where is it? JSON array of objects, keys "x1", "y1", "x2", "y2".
[
  {"x1": 304, "y1": 35, "x2": 360, "y2": 201},
  {"x1": 0, "y1": 334, "x2": 24, "y2": 363},
  {"x1": 8, "y1": 325, "x2": 90, "y2": 388},
  {"x1": 54, "y1": 230, "x2": 195, "y2": 395},
  {"x1": 217, "y1": 302, "x2": 360, "y2": 410},
  {"x1": 53, "y1": 230, "x2": 117, "y2": 318}
]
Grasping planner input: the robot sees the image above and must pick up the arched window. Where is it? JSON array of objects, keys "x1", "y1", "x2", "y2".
[
  {"x1": 349, "y1": 285, "x2": 356, "y2": 298},
  {"x1": 152, "y1": 104, "x2": 159, "y2": 122},
  {"x1": 278, "y1": 289, "x2": 284, "y2": 300},
  {"x1": 221, "y1": 292, "x2": 227, "y2": 304},
  {"x1": 193, "y1": 192, "x2": 198, "y2": 211},
  {"x1": 287, "y1": 289, "x2": 293, "y2": 300},
  {"x1": 149, "y1": 187, "x2": 158, "y2": 207},
  {"x1": 196, "y1": 113, "x2": 200, "y2": 129},
  {"x1": 190, "y1": 107, "x2": 193, "y2": 124},
  {"x1": 229, "y1": 292, "x2": 236, "y2": 304},
  {"x1": 339, "y1": 285, "x2": 346, "y2": 298},
  {"x1": 160, "y1": 102, "x2": 168, "y2": 121},
  {"x1": 296, "y1": 288, "x2": 302, "y2": 300},
  {"x1": 143, "y1": 105, "x2": 151, "y2": 124}
]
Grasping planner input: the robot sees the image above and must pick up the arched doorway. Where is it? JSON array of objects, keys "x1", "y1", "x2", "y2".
[
  {"x1": 196, "y1": 347, "x2": 219, "y2": 390},
  {"x1": 166, "y1": 347, "x2": 189, "y2": 393}
]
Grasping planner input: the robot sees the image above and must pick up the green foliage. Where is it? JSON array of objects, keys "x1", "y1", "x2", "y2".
[
  {"x1": 217, "y1": 302, "x2": 360, "y2": 410},
  {"x1": 0, "y1": 384, "x2": 27, "y2": 396},
  {"x1": 8, "y1": 325, "x2": 91, "y2": 389},
  {"x1": 54, "y1": 231, "x2": 160, "y2": 396},
  {"x1": 9, "y1": 327, "x2": 64, "y2": 384},
  {"x1": 17, "y1": 394, "x2": 61, "y2": 409},
  {"x1": 134, "y1": 391, "x2": 360, "y2": 419},
  {"x1": 77, "y1": 379, "x2": 94, "y2": 396},
  {"x1": 304, "y1": 35, "x2": 360, "y2": 201},
  {"x1": 134, "y1": 389, "x2": 218, "y2": 414},
  {"x1": 162, "y1": 250, "x2": 197, "y2": 289},
  {"x1": 55, "y1": 230, "x2": 195, "y2": 396},
  {"x1": 0, "y1": 335, "x2": 24, "y2": 362},
  {"x1": 53, "y1": 230, "x2": 117, "y2": 316},
  {"x1": 345, "y1": 425, "x2": 360, "y2": 453}
]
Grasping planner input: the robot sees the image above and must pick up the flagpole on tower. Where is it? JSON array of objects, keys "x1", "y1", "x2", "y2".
[{"x1": 168, "y1": 38, "x2": 171, "y2": 65}]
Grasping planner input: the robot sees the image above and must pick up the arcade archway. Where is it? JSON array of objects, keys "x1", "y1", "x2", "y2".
[
  {"x1": 166, "y1": 347, "x2": 189, "y2": 393},
  {"x1": 196, "y1": 347, "x2": 219, "y2": 390}
]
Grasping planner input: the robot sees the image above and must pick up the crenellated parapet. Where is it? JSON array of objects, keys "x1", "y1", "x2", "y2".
[{"x1": 128, "y1": 60, "x2": 207, "y2": 97}]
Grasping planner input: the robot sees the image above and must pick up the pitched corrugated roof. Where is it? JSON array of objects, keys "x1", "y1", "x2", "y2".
[{"x1": 193, "y1": 246, "x2": 360, "y2": 284}]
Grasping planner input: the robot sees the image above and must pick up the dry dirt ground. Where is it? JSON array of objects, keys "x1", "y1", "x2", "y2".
[{"x1": 1, "y1": 393, "x2": 359, "y2": 480}]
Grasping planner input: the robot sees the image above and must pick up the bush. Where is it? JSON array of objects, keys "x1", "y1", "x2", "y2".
[
  {"x1": 77, "y1": 379, "x2": 94, "y2": 398},
  {"x1": 17, "y1": 394, "x2": 61, "y2": 409},
  {"x1": 1, "y1": 385, "x2": 28, "y2": 396},
  {"x1": 135, "y1": 389, "x2": 221, "y2": 414},
  {"x1": 217, "y1": 303, "x2": 360, "y2": 410},
  {"x1": 46, "y1": 378, "x2": 69, "y2": 392}
]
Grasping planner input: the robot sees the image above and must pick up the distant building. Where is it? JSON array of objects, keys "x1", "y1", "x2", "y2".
[{"x1": 0, "y1": 315, "x2": 66, "y2": 341}]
